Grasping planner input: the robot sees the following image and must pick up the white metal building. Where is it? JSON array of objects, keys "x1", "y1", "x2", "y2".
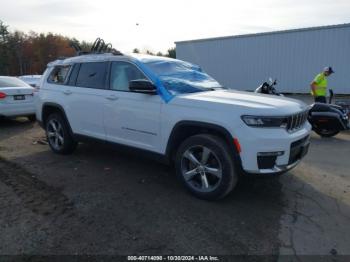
[{"x1": 176, "y1": 23, "x2": 350, "y2": 94}]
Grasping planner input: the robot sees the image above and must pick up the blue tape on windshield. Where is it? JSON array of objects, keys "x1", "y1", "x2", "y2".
[
  {"x1": 132, "y1": 56, "x2": 222, "y2": 102},
  {"x1": 133, "y1": 60, "x2": 174, "y2": 103}
]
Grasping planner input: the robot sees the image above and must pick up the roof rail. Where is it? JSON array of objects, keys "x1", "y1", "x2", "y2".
[{"x1": 70, "y1": 37, "x2": 123, "y2": 56}]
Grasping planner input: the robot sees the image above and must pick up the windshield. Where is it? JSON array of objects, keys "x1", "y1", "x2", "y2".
[
  {"x1": 144, "y1": 59, "x2": 224, "y2": 94},
  {"x1": 0, "y1": 77, "x2": 30, "y2": 88}
]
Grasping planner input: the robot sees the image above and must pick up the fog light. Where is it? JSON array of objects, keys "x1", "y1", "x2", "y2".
[{"x1": 257, "y1": 151, "x2": 284, "y2": 157}]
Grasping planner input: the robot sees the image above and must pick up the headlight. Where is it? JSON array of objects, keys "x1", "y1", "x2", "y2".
[{"x1": 241, "y1": 115, "x2": 288, "y2": 128}]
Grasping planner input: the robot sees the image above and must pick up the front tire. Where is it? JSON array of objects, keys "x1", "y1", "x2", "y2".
[
  {"x1": 45, "y1": 113, "x2": 77, "y2": 154},
  {"x1": 175, "y1": 134, "x2": 238, "y2": 200}
]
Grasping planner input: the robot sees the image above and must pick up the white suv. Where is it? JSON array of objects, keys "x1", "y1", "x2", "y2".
[{"x1": 36, "y1": 53, "x2": 311, "y2": 200}]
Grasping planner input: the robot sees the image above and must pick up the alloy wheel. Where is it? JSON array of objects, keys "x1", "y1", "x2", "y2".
[
  {"x1": 181, "y1": 145, "x2": 222, "y2": 193},
  {"x1": 47, "y1": 119, "x2": 64, "y2": 150}
]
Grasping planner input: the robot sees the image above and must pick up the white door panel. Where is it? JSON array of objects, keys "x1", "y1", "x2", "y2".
[
  {"x1": 46, "y1": 62, "x2": 108, "y2": 140},
  {"x1": 104, "y1": 92, "x2": 162, "y2": 151},
  {"x1": 65, "y1": 86, "x2": 108, "y2": 139},
  {"x1": 103, "y1": 60, "x2": 163, "y2": 152}
]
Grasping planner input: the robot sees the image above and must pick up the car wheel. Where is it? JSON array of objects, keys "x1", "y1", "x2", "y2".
[
  {"x1": 28, "y1": 115, "x2": 36, "y2": 122},
  {"x1": 175, "y1": 134, "x2": 238, "y2": 200},
  {"x1": 45, "y1": 113, "x2": 77, "y2": 154}
]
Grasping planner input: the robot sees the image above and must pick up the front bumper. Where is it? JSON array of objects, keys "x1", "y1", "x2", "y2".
[{"x1": 234, "y1": 123, "x2": 312, "y2": 175}]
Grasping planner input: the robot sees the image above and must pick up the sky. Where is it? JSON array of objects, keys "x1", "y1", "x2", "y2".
[{"x1": 0, "y1": 0, "x2": 350, "y2": 53}]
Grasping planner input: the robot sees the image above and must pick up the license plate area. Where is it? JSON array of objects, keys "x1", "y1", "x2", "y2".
[{"x1": 14, "y1": 95, "x2": 25, "y2": 101}]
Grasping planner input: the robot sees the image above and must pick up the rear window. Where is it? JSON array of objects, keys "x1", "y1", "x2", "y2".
[
  {"x1": 76, "y1": 62, "x2": 107, "y2": 89},
  {"x1": 48, "y1": 65, "x2": 71, "y2": 84},
  {"x1": 0, "y1": 77, "x2": 30, "y2": 88}
]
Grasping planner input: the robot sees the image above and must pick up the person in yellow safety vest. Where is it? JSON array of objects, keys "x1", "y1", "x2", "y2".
[{"x1": 310, "y1": 66, "x2": 334, "y2": 103}]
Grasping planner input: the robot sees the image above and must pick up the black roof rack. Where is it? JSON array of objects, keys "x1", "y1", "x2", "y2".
[{"x1": 70, "y1": 37, "x2": 123, "y2": 56}]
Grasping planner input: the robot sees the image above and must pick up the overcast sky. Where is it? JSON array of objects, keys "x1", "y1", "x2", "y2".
[{"x1": 0, "y1": 0, "x2": 349, "y2": 53}]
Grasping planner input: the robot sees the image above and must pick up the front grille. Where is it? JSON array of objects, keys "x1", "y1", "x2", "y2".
[{"x1": 286, "y1": 110, "x2": 309, "y2": 132}]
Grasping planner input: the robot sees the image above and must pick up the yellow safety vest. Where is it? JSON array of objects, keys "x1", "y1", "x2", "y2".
[{"x1": 312, "y1": 73, "x2": 327, "y2": 97}]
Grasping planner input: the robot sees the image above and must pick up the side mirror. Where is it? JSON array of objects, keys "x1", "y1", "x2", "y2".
[{"x1": 129, "y1": 80, "x2": 157, "y2": 95}]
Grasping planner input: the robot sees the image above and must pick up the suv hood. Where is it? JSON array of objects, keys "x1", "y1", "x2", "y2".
[{"x1": 174, "y1": 90, "x2": 308, "y2": 115}]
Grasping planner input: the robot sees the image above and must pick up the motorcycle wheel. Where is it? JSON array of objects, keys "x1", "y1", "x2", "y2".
[{"x1": 314, "y1": 128, "x2": 340, "y2": 137}]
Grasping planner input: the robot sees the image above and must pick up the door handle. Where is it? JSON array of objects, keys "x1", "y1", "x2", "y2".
[
  {"x1": 106, "y1": 95, "x2": 118, "y2": 101},
  {"x1": 63, "y1": 90, "x2": 72, "y2": 95}
]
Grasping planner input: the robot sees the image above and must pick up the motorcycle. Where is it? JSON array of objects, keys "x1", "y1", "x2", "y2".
[
  {"x1": 255, "y1": 79, "x2": 350, "y2": 137},
  {"x1": 309, "y1": 89, "x2": 350, "y2": 137},
  {"x1": 255, "y1": 78, "x2": 283, "y2": 96}
]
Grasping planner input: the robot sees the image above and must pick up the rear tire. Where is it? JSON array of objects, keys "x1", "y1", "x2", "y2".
[
  {"x1": 175, "y1": 134, "x2": 238, "y2": 200},
  {"x1": 314, "y1": 128, "x2": 339, "y2": 137},
  {"x1": 45, "y1": 113, "x2": 77, "y2": 154}
]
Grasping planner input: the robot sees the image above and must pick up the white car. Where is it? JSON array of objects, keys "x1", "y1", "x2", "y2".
[
  {"x1": 18, "y1": 75, "x2": 42, "y2": 89},
  {"x1": 0, "y1": 76, "x2": 36, "y2": 121},
  {"x1": 36, "y1": 53, "x2": 311, "y2": 200}
]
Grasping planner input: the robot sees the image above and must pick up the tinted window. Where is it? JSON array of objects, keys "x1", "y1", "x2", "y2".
[
  {"x1": 110, "y1": 61, "x2": 147, "y2": 91},
  {"x1": 48, "y1": 65, "x2": 71, "y2": 84},
  {"x1": 0, "y1": 77, "x2": 30, "y2": 88},
  {"x1": 67, "y1": 64, "x2": 80, "y2": 86},
  {"x1": 76, "y1": 62, "x2": 107, "y2": 89}
]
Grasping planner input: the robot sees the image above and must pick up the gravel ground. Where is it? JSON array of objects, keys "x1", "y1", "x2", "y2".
[{"x1": 0, "y1": 96, "x2": 350, "y2": 259}]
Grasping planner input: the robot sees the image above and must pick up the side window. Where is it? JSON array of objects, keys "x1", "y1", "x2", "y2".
[
  {"x1": 110, "y1": 61, "x2": 147, "y2": 91},
  {"x1": 67, "y1": 63, "x2": 81, "y2": 86},
  {"x1": 48, "y1": 65, "x2": 71, "y2": 84},
  {"x1": 76, "y1": 62, "x2": 107, "y2": 89}
]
